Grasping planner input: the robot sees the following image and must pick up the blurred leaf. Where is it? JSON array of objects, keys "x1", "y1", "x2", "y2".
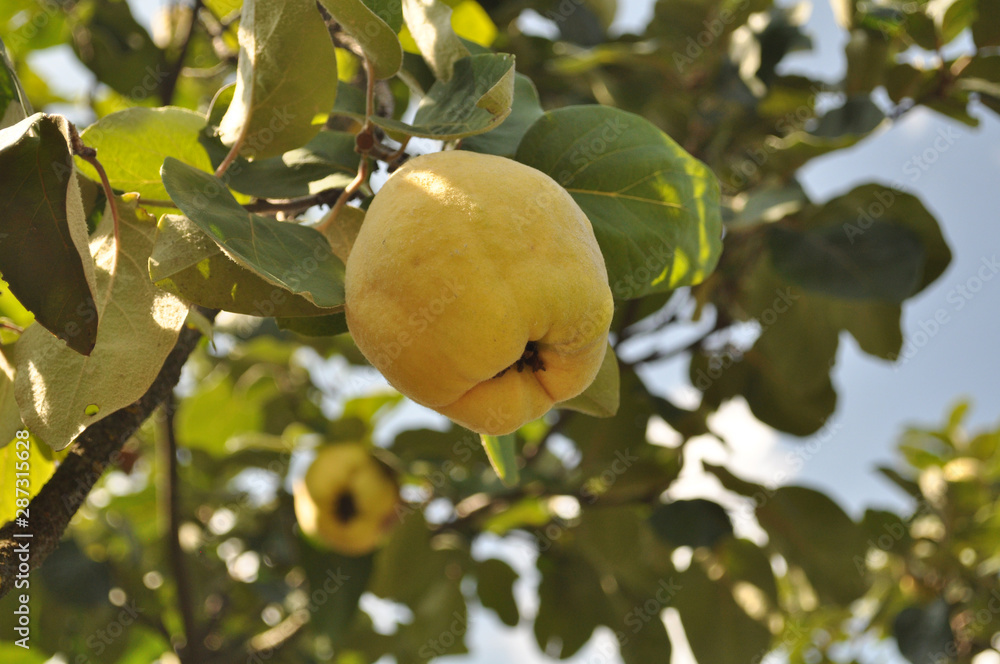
[
  {"x1": 318, "y1": 0, "x2": 402, "y2": 80},
  {"x1": 973, "y1": 0, "x2": 1000, "y2": 47},
  {"x1": 370, "y1": 511, "x2": 440, "y2": 605},
  {"x1": 893, "y1": 599, "x2": 955, "y2": 664},
  {"x1": 534, "y1": 550, "x2": 608, "y2": 658},
  {"x1": 370, "y1": 53, "x2": 515, "y2": 139},
  {"x1": 0, "y1": 37, "x2": 30, "y2": 129},
  {"x1": 648, "y1": 499, "x2": 734, "y2": 549},
  {"x1": 161, "y1": 158, "x2": 346, "y2": 308},
  {"x1": 463, "y1": 74, "x2": 544, "y2": 157},
  {"x1": 716, "y1": 537, "x2": 779, "y2": 608},
  {"x1": 150, "y1": 214, "x2": 340, "y2": 316},
  {"x1": 0, "y1": 113, "x2": 98, "y2": 355},
  {"x1": 402, "y1": 0, "x2": 470, "y2": 80},
  {"x1": 476, "y1": 558, "x2": 519, "y2": 626},
  {"x1": 937, "y1": 0, "x2": 977, "y2": 44},
  {"x1": 300, "y1": 535, "x2": 375, "y2": 643},
  {"x1": 516, "y1": 105, "x2": 723, "y2": 298},
  {"x1": 70, "y1": 0, "x2": 167, "y2": 100},
  {"x1": 175, "y1": 370, "x2": 267, "y2": 455},
  {"x1": 811, "y1": 95, "x2": 884, "y2": 138},
  {"x1": 218, "y1": 0, "x2": 338, "y2": 159},
  {"x1": 276, "y1": 312, "x2": 350, "y2": 337},
  {"x1": 481, "y1": 432, "x2": 519, "y2": 486},
  {"x1": 756, "y1": 486, "x2": 869, "y2": 605},
  {"x1": 13, "y1": 196, "x2": 188, "y2": 450},
  {"x1": 674, "y1": 559, "x2": 771, "y2": 664},
  {"x1": 77, "y1": 106, "x2": 212, "y2": 204},
  {"x1": 556, "y1": 343, "x2": 620, "y2": 418}
]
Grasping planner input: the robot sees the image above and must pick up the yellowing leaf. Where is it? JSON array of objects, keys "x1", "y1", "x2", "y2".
[{"x1": 13, "y1": 195, "x2": 189, "y2": 450}]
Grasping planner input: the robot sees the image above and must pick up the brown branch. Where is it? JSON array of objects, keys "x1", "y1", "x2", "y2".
[
  {"x1": 0, "y1": 311, "x2": 217, "y2": 600},
  {"x1": 159, "y1": 396, "x2": 201, "y2": 662}
]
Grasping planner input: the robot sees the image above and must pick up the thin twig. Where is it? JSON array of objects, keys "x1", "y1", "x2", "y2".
[
  {"x1": 315, "y1": 158, "x2": 368, "y2": 234},
  {"x1": 160, "y1": 0, "x2": 204, "y2": 104},
  {"x1": 214, "y1": 138, "x2": 242, "y2": 179},
  {"x1": 159, "y1": 397, "x2": 201, "y2": 662},
  {"x1": 69, "y1": 124, "x2": 121, "y2": 259}
]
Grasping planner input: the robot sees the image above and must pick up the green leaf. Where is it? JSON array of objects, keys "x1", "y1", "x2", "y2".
[
  {"x1": 370, "y1": 53, "x2": 514, "y2": 139},
  {"x1": 0, "y1": 113, "x2": 99, "y2": 356},
  {"x1": 463, "y1": 73, "x2": 545, "y2": 158},
  {"x1": 300, "y1": 535, "x2": 374, "y2": 643},
  {"x1": 149, "y1": 214, "x2": 341, "y2": 316},
  {"x1": 13, "y1": 196, "x2": 189, "y2": 450},
  {"x1": 402, "y1": 0, "x2": 470, "y2": 81},
  {"x1": 648, "y1": 499, "x2": 734, "y2": 549},
  {"x1": 516, "y1": 105, "x2": 723, "y2": 298},
  {"x1": 218, "y1": 0, "x2": 339, "y2": 159},
  {"x1": 216, "y1": 130, "x2": 361, "y2": 199},
  {"x1": 973, "y1": 0, "x2": 1000, "y2": 47},
  {"x1": 811, "y1": 95, "x2": 884, "y2": 137},
  {"x1": 367, "y1": 0, "x2": 404, "y2": 32},
  {"x1": 318, "y1": 0, "x2": 403, "y2": 80},
  {"x1": 556, "y1": 342, "x2": 620, "y2": 417},
  {"x1": 893, "y1": 599, "x2": 955, "y2": 664},
  {"x1": 175, "y1": 372, "x2": 262, "y2": 455},
  {"x1": 481, "y1": 432, "x2": 519, "y2": 486},
  {"x1": 716, "y1": 538, "x2": 779, "y2": 608},
  {"x1": 766, "y1": 222, "x2": 926, "y2": 303},
  {"x1": 276, "y1": 312, "x2": 349, "y2": 336},
  {"x1": 76, "y1": 106, "x2": 214, "y2": 204},
  {"x1": 534, "y1": 551, "x2": 608, "y2": 658},
  {"x1": 674, "y1": 561, "x2": 772, "y2": 664},
  {"x1": 160, "y1": 158, "x2": 346, "y2": 308},
  {"x1": 825, "y1": 184, "x2": 951, "y2": 293},
  {"x1": 756, "y1": 486, "x2": 869, "y2": 605},
  {"x1": 938, "y1": 0, "x2": 977, "y2": 44},
  {"x1": 0, "y1": 37, "x2": 31, "y2": 129},
  {"x1": 70, "y1": 0, "x2": 167, "y2": 99},
  {"x1": 476, "y1": 558, "x2": 519, "y2": 627}
]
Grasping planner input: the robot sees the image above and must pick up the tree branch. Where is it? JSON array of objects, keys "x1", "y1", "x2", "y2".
[
  {"x1": 160, "y1": 0, "x2": 205, "y2": 105},
  {"x1": 0, "y1": 312, "x2": 216, "y2": 600},
  {"x1": 159, "y1": 396, "x2": 201, "y2": 662}
]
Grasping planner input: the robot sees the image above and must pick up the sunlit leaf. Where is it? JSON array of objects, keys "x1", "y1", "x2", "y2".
[
  {"x1": 517, "y1": 105, "x2": 723, "y2": 298},
  {"x1": 160, "y1": 158, "x2": 346, "y2": 308},
  {"x1": 13, "y1": 195, "x2": 189, "y2": 450},
  {"x1": 218, "y1": 0, "x2": 339, "y2": 159}
]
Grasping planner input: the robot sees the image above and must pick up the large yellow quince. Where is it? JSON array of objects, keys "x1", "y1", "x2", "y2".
[
  {"x1": 345, "y1": 151, "x2": 614, "y2": 435},
  {"x1": 293, "y1": 443, "x2": 401, "y2": 556}
]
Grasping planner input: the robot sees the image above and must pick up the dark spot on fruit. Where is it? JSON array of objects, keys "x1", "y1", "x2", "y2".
[
  {"x1": 493, "y1": 341, "x2": 546, "y2": 379},
  {"x1": 335, "y1": 491, "x2": 357, "y2": 523}
]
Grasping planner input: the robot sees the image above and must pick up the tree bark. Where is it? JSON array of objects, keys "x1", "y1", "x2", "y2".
[{"x1": 0, "y1": 319, "x2": 208, "y2": 599}]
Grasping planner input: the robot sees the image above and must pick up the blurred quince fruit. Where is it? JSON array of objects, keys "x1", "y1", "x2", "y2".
[
  {"x1": 345, "y1": 151, "x2": 613, "y2": 435},
  {"x1": 293, "y1": 443, "x2": 400, "y2": 556}
]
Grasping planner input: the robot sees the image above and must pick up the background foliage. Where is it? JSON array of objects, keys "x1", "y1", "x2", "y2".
[{"x1": 0, "y1": 0, "x2": 998, "y2": 663}]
